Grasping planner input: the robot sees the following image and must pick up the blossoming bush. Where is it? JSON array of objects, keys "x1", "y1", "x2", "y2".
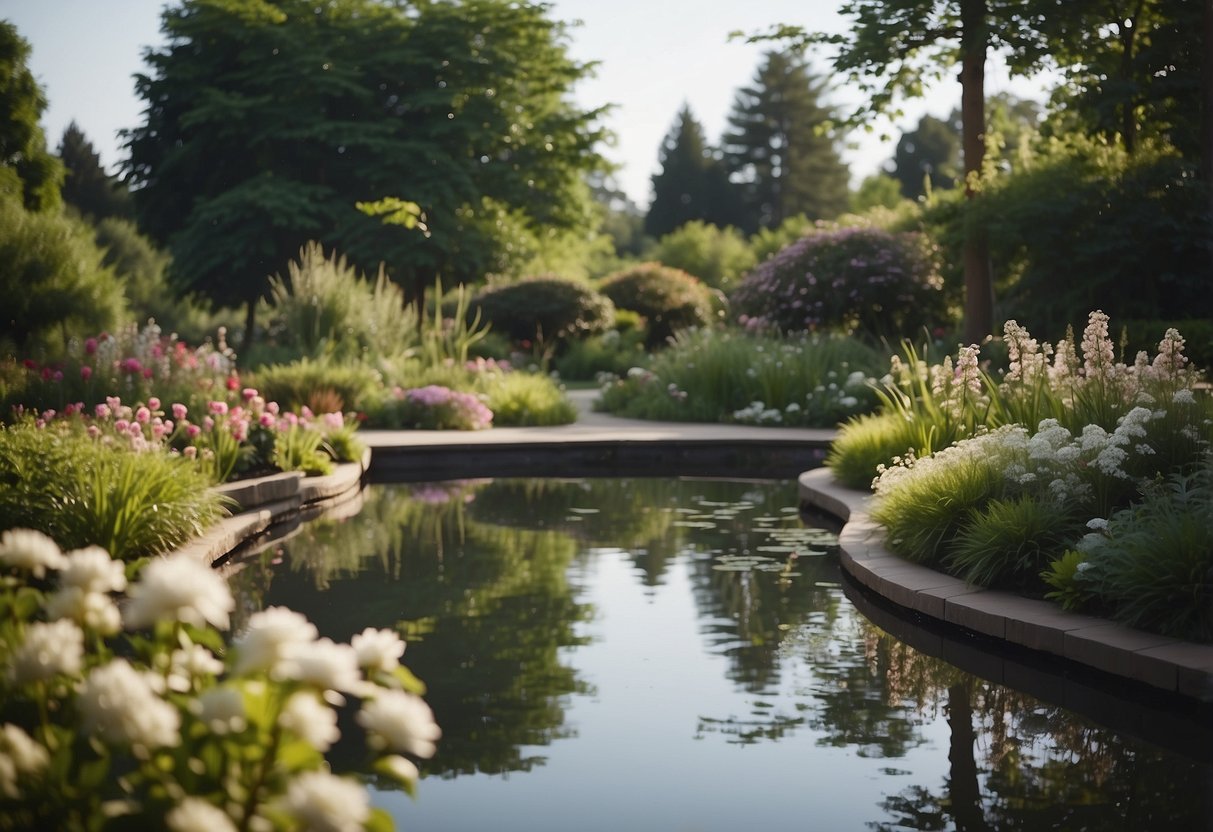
[
  {"x1": 381, "y1": 385, "x2": 493, "y2": 431},
  {"x1": 730, "y1": 226, "x2": 948, "y2": 341},
  {"x1": 598, "y1": 329, "x2": 883, "y2": 426},
  {"x1": 855, "y1": 312, "x2": 1212, "y2": 638},
  {"x1": 0, "y1": 530, "x2": 439, "y2": 830}
]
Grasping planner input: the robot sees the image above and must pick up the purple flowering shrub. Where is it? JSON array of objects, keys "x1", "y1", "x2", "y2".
[
  {"x1": 386, "y1": 385, "x2": 493, "y2": 431},
  {"x1": 730, "y1": 227, "x2": 948, "y2": 341}
]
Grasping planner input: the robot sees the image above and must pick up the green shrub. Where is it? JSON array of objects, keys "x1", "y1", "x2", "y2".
[
  {"x1": 471, "y1": 276, "x2": 615, "y2": 350},
  {"x1": 730, "y1": 225, "x2": 947, "y2": 342},
  {"x1": 597, "y1": 329, "x2": 882, "y2": 426},
  {"x1": 250, "y1": 359, "x2": 383, "y2": 415},
  {"x1": 0, "y1": 421, "x2": 226, "y2": 561},
  {"x1": 826, "y1": 412, "x2": 922, "y2": 489},
  {"x1": 253, "y1": 242, "x2": 418, "y2": 366},
  {"x1": 0, "y1": 193, "x2": 127, "y2": 354},
  {"x1": 946, "y1": 495, "x2": 1082, "y2": 589},
  {"x1": 648, "y1": 221, "x2": 757, "y2": 291},
  {"x1": 598, "y1": 263, "x2": 716, "y2": 347},
  {"x1": 553, "y1": 328, "x2": 649, "y2": 382},
  {"x1": 1079, "y1": 459, "x2": 1213, "y2": 642},
  {"x1": 476, "y1": 373, "x2": 577, "y2": 426}
]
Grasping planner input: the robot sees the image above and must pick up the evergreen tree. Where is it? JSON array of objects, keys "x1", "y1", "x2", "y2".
[
  {"x1": 893, "y1": 112, "x2": 961, "y2": 199},
  {"x1": 58, "y1": 122, "x2": 133, "y2": 221},
  {"x1": 721, "y1": 52, "x2": 849, "y2": 232},
  {"x1": 0, "y1": 21, "x2": 62, "y2": 211},
  {"x1": 645, "y1": 104, "x2": 743, "y2": 238}
]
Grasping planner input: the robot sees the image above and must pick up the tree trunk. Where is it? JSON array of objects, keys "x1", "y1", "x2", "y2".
[
  {"x1": 242, "y1": 299, "x2": 257, "y2": 361},
  {"x1": 1204, "y1": 0, "x2": 1213, "y2": 276},
  {"x1": 959, "y1": 0, "x2": 993, "y2": 345}
]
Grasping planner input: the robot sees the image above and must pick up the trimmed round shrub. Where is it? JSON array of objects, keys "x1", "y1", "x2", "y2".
[
  {"x1": 598, "y1": 263, "x2": 715, "y2": 347},
  {"x1": 471, "y1": 276, "x2": 615, "y2": 346},
  {"x1": 730, "y1": 226, "x2": 947, "y2": 341}
]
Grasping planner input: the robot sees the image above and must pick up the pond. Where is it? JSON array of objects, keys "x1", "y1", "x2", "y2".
[{"x1": 227, "y1": 478, "x2": 1212, "y2": 831}]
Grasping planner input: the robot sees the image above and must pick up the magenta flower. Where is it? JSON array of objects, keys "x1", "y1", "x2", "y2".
[
  {"x1": 135, "y1": 407, "x2": 151, "y2": 425},
  {"x1": 172, "y1": 403, "x2": 188, "y2": 421},
  {"x1": 80, "y1": 366, "x2": 92, "y2": 381}
]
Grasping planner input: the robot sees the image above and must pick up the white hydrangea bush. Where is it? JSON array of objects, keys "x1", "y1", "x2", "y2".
[{"x1": 0, "y1": 529, "x2": 439, "y2": 831}]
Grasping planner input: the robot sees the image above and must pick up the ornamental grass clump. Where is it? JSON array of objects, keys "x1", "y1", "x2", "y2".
[
  {"x1": 0, "y1": 531, "x2": 439, "y2": 830},
  {"x1": 475, "y1": 372, "x2": 578, "y2": 427},
  {"x1": 0, "y1": 422, "x2": 226, "y2": 561},
  {"x1": 597, "y1": 328, "x2": 883, "y2": 426}
]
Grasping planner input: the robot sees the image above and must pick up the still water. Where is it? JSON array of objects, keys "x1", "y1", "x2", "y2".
[{"x1": 228, "y1": 478, "x2": 1212, "y2": 831}]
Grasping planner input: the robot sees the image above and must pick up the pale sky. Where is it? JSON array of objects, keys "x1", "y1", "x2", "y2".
[{"x1": 5, "y1": 0, "x2": 1054, "y2": 207}]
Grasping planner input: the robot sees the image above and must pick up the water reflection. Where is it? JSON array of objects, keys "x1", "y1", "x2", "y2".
[{"x1": 227, "y1": 478, "x2": 1212, "y2": 831}]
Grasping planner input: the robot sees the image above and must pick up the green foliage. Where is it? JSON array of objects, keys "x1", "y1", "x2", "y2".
[
  {"x1": 826, "y1": 411, "x2": 922, "y2": 489},
  {"x1": 722, "y1": 51, "x2": 849, "y2": 231},
  {"x1": 255, "y1": 243, "x2": 419, "y2": 366},
  {"x1": 645, "y1": 105, "x2": 745, "y2": 238},
  {"x1": 730, "y1": 225, "x2": 948, "y2": 342},
  {"x1": 946, "y1": 495, "x2": 1081, "y2": 589},
  {"x1": 0, "y1": 421, "x2": 225, "y2": 561},
  {"x1": 648, "y1": 221, "x2": 757, "y2": 292},
  {"x1": 849, "y1": 174, "x2": 906, "y2": 213},
  {"x1": 748, "y1": 214, "x2": 815, "y2": 264},
  {"x1": 553, "y1": 328, "x2": 649, "y2": 382},
  {"x1": 961, "y1": 140, "x2": 1212, "y2": 338},
  {"x1": 250, "y1": 359, "x2": 382, "y2": 415},
  {"x1": 1080, "y1": 458, "x2": 1213, "y2": 642},
  {"x1": 1041, "y1": 549, "x2": 1094, "y2": 611},
  {"x1": 422, "y1": 282, "x2": 491, "y2": 368},
  {"x1": 598, "y1": 329, "x2": 883, "y2": 426},
  {"x1": 57, "y1": 123, "x2": 132, "y2": 222},
  {"x1": 124, "y1": 0, "x2": 608, "y2": 321},
  {"x1": 471, "y1": 276, "x2": 615, "y2": 349},
  {"x1": 475, "y1": 373, "x2": 577, "y2": 427},
  {"x1": 598, "y1": 263, "x2": 716, "y2": 347},
  {"x1": 0, "y1": 193, "x2": 126, "y2": 353},
  {"x1": 0, "y1": 22, "x2": 62, "y2": 211},
  {"x1": 273, "y1": 423, "x2": 334, "y2": 476},
  {"x1": 893, "y1": 112, "x2": 960, "y2": 199}
]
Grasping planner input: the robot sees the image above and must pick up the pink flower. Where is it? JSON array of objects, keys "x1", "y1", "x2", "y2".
[
  {"x1": 148, "y1": 397, "x2": 161, "y2": 411},
  {"x1": 87, "y1": 425, "x2": 101, "y2": 439},
  {"x1": 186, "y1": 424, "x2": 201, "y2": 439},
  {"x1": 203, "y1": 417, "x2": 215, "y2": 431},
  {"x1": 172, "y1": 403, "x2": 188, "y2": 421},
  {"x1": 242, "y1": 387, "x2": 258, "y2": 401},
  {"x1": 142, "y1": 368, "x2": 153, "y2": 380},
  {"x1": 114, "y1": 419, "x2": 130, "y2": 433},
  {"x1": 208, "y1": 401, "x2": 228, "y2": 416},
  {"x1": 183, "y1": 446, "x2": 197, "y2": 460},
  {"x1": 52, "y1": 370, "x2": 63, "y2": 383},
  {"x1": 120, "y1": 358, "x2": 142, "y2": 374},
  {"x1": 84, "y1": 338, "x2": 98, "y2": 356},
  {"x1": 226, "y1": 376, "x2": 239, "y2": 392},
  {"x1": 135, "y1": 407, "x2": 151, "y2": 424},
  {"x1": 80, "y1": 366, "x2": 92, "y2": 381},
  {"x1": 267, "y1": 401, "x2": 280, "y2": 416},
  {"x1": 259, "y1": 413, "x2": 275, "y2": 428},
  {"x1": 323, "y1": 412, "x2": 344, "y2": 431},
  {"x1": 94, "y1": 403, "x2": 111, "y2": 420}
]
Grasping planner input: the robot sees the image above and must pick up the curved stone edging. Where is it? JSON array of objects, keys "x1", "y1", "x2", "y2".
[
  {"x1": 177, "y1": 449, "x2": 370, "y2": 567},
  {"x1": 798, "y1": 466, "x2": 1213, "y2": 702}
]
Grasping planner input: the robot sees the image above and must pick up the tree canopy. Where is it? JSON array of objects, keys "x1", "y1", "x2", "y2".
[
  {"x1": 123, "y1": 0, "x2": 609, "y2": 344},
  {"x1": 721, "y1": 51, "x2": 849, "y2": 232},
  {"x1": 645, "y1": 104, "x2": 743, "y2": 238},
  {"x1": 58, "y1": 122, "x2": 133, "y2": 222},
  {"x1": 0, "y1": 21, "x2": 62, "y2": 212}
]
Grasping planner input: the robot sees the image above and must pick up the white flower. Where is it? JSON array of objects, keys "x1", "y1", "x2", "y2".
[
  {"x1": 281, "y1": 771, "x2": 369, "y2": 832},
  {"x1": 191, "y1": 687, "x2": 247, "y2": 734},
  {"x1": 45, "y1": 587, "x2": 122, "y2": 635},
  {"x1": 1093, "y1": 445, "x2": 1130, "y2": 478},
  {"x1": 59, "y1": 546, "x2": 126, "y2": 594},
  {"x1": 351, "y1": 628, "x2": 406, "y2": 674},
  {"x1": 10, "y1": 619, "x2": 84, "y2": 684},
  {"x1": 166, "y1": 798, "x2": 237, "y2": 832},
  {"x1": 232, "y1": 607, "x2": 318, "y2": 677},
  {"x1": 0, "y1": 723, "x2": 49, "y2": 796},
  {"x1": 379, "y1": 754, "x2": 419, "y2": 784},
  {"x1": 78, "y1": 659, "x2": 180, "y2": 753},
  {"x1": 124, "y1": 553, "x2": 233, "y2": 631},
  {"x1": 0, "y1": 529, "x2": 66, "y2": 577},
  {"x1": 357, "y1": 690, "x2": 441, "y2": 758},
  {"x1": 288, "y1": 638, "x2": 362, "y2": 693},
  {"x1": 1173, "y1": 388, "x2": 1196, "y2": 405},
  {"x1": 1086, "y1": 518, "x2": 1109, "y2": 531},
  {"x1": 279, "y1": 692, "x2": 339, "y2": 751},
  {"x1": 167, "y1": 644, "x2": 224, "y2": 692}
]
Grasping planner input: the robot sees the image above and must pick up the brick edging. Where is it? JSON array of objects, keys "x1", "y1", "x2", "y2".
[{"x1": 798, "y1": 467, "x2": 1213, "y2": 702}]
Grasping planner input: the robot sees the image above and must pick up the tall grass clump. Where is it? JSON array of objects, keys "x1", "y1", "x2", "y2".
[
  {"x1": 598, "y1": 329, "x2": 883, "y2": 426},
  {"x1": 0, "y1": 421, "x2": 226, "y2": 561},
  {"x1": 946, "y1": 495, "x2": 1083, "y2": 590},
  {"x1": 476, "y1": 373, "x2": 577, "y2": 426},
  {"x1": 251, "y1": 358, "x2": 383, "y2": 414}
]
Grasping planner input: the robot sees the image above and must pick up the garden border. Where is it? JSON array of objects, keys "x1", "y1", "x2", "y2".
[{"x1": 798, "y1": 466, "x2": 1213, "y2": 702}]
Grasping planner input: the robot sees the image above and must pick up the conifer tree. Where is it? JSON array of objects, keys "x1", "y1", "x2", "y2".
[
  {"x1": 0, "y1": 21, "x2": 62, "y2": 211},
  {"x1": 645, "y1": 104, "x2": 743, "y2": 238},
  {"x1": 58, "y1": 122, "x2": 133, "y2": 222}
]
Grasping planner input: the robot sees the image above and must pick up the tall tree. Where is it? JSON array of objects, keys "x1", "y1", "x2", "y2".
[
  {"x1": 58, "y1": 122, "x2": 133, "y2": 222},
  {"x1": 893, "y1": 112, "x2": 961, "y2": 199},
  {"x1": 0, "y1": 21, "x2": 62, "y2": 211},
  {"x1": 123, "y1": 0, "x2": 607, "y2": 348},
  {"x1": 645, "y1": 104, "x2": 743, "y2": 238},
  {"x1": 721, "y1": 52, "x2": 850, "y2": 232},
  {"x1": 751, "y1": 2, "x2": 1056, "y2": 343}
]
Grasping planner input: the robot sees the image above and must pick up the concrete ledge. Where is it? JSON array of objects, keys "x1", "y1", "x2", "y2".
[
  {"x1": 800, "y1": 467, "x2": 1213, "y2": 702},
  {"x1": 213, "y1": 471, "x2": 303, "y2": 513}
]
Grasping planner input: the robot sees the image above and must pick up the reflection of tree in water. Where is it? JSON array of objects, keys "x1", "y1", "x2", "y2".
[
  {"x1": 862, "y1": 625, "x2": 1213, "y2": 831},
  {"x1": 233, "y1": 482, "x2": 593, "y2": 778}
]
